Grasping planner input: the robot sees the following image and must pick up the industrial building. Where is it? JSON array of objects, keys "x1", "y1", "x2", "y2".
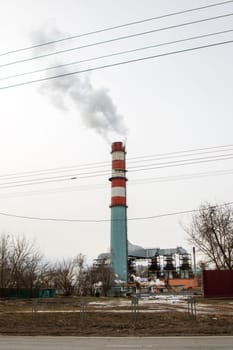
[
  {"x1": 106, "y1": 141, "x2": 198, "y2": 291},
  {"x1": 128, "y1": 242, "x2": 193, "y2": 279}
]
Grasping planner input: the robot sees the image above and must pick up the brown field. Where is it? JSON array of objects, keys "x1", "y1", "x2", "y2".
[{"x1": 0, "y1": 296, "x2": 232, "y2": 336}]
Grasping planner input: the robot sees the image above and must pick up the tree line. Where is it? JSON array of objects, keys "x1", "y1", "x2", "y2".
[
  {"x1": 0, "y1": 234, "x2": 113, "y2": 296},
  {"x1": 0, "y1": 202, "x2": 232, "y2": 296}
]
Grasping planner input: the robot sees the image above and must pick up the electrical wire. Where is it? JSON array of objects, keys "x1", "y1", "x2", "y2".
[
  {"x1": 1, "y1": 12, "x2": 232, "y2": 69},
  {"x1": 127, "y1": 146, "x2": 233, "y2": 165},
  {"x1": 0, "y1": 183, "x2": 107, "y2": 198},
  {"x1": 0, "y1": 146, "x2": 233, "y2": 189},
  {"x1": 1, "y1": 29, "x2": 232, "y2": 82},
  {"x1": 132, "y1": 154, "x2": 233, "y2": 173},
  {"x1": 1, "y1": 151, "x2": 233, "y2": 184},
  {"x1": 130, "y1": 168, "x2": 233, "y2": 185},
  {"x1": 0, "y1": 171, "x2": 110, "y2": 190},
  {"x1": 127, "y1": 201, "x2": 233, "y2": 221},
  {"x1": 0, "y1": 152, "x2": 232, "y2": 190},
  {"x1": 0, "y1": 162, "x2": 109, "y2": 180},
  {"x1": 127, "y1": 143, "x2": 233, "y2": 161},
  {"x1": 0, "y1": 168, "x2": 233, "y2": 199},
  {"x1": 128, "y1": 152, "x2": 233, "y2": 170},
  {"x1": 0, "y1": 160, "x2": 109, "y2": 180},
  {"x1": 0, "y1": 143, "x2": 232, "y2": 181},
  {"x1": 1, "y1": 0, "x2": 232, "y2": 58},
  {"x1": 0, "y1": 201, "x2": 232, "y2": 223},
  {"x1": 1, "y1": 143, "x2": 233, "y2": 181},
  {"x1": 1, "y1": 39, "x2": 232, "y2": 91}
]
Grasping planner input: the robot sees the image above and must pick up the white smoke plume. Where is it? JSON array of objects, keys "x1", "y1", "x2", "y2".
[
  {"x1": 32, "y1": 26, "x2": 128, "y2": 143},
  {"x1": 41, "y1": 70, "x2": 128, "y2": 143}
]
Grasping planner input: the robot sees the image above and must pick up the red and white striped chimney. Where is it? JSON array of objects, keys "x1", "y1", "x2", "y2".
[{"x1": 110, "y1": 142, "x2": 127, "y2": 207}]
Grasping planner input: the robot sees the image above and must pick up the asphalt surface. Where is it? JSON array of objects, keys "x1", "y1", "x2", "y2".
[{"x1": 0, "y1": 336, "x2": 232, "y2": 349}]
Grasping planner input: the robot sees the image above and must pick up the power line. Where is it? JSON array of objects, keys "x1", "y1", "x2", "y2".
[
  {"x1": 0, "y1": 183, "x2": 107, "y2": 198},
  {"x1": 127, "y1": 143, "x2": 233, "y2": 161},
  {"x1": 1, "y1": 0, "x2": 232, "y2": 58},
  {"x1": 1, "y1": 12, "x2": 233, "y2": 69},
  {"x1": 0, "y1": 171, "x2": 110, "y2": 190},
  {"x1": 132, "y1": 154, "x2": 233, "y2": 173},
  {"x1": 1, "y1": 29, "x2": 232, "y2": 82},
  {"x1": 0, "y1": 143, "x2": 232, "y2": 180},
  {"x1": 1, "y1": 143, "x2": 233, "y2": 181},
  {"x1": 128, "y1": 201, "x2": 233, "y2": 221},
  {"x1": 127, "y1": 146, "x2": 233, "y2": 165},
  {"x1": 130, "y1": 168, "x2": 233, "y2": 185},
  {"x1": 0, "y1": 151, "x2": 232, "y2": 190},
  {"x1": 0, "y1": 201, "x2": 232, "y2": 223},
  {"x1": 1, "y1": 39, "x2": 232, "y2": 91},
  {"x1": 0, "y1": 160, "x2": 109, "y2": 180},
  {"x1": 0, "y1": 162, "x2": 109, "y2": 180},
  {"x1": 1, "y1": 168, "x2": 233, "y2": 199},
  {"x1": 128, "y1": 152, "x2": 233, "y2": 171},
  {"x1": 0, "y1": 146, "x2": 233, "y2": 189}
]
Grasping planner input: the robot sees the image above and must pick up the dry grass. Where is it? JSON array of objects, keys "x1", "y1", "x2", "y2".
[{"x1": 0, "y1": 296, "x2": 232, "y2": 336}]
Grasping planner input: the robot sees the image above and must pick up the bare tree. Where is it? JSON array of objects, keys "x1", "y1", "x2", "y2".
[
  {"x1": 75, "y1": 253, "x2": 90, "y2": 296},
  {"x1": 51, "y1": 254, "x2": 91, "y2": 296},
  {"x1": 9, "y1": 235, "x2": 43, "y2": 290},
  {"x1": 0, "y1": 233, "x2": 93, "y2": 296},
  {"x1": 22, "y1": 252, "x2": 49, "y2": 296},
  {"x1": 185, "y1": 203, "x2": 233, "y2": 270},
  {"x1": 0, "y1": 233, "x2": 47, "y2": 294},
  {"x1": 0, "y1": 234, "x2": 11, "y2": 288},
  {"x1": 91, "y1": 259, "x2": 114, "y2": 296},
  {"x1": 52, "y1": 258, "x2": 77, "y2": 295}
]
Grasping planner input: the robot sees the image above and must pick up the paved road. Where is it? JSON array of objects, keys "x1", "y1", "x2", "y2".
[{"x1": 0, "y1": 336, "x2": 232, "y2": 350}]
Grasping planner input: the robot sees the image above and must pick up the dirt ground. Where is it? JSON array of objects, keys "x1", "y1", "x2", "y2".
[{"x1": 0, "y1": 296, "x2": 232, "y2": 336}]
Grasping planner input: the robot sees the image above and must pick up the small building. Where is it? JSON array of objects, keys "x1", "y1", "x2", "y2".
[{"x1": 203, "y1": 270, "x2": 233, "y2": 298}]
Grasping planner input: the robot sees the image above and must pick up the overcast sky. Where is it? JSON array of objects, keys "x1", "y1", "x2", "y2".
[{"x1": 0, "y1": 0, "x2": 232, "y2": 263}]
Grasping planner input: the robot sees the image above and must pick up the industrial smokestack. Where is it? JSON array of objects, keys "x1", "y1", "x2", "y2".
[{"x1": 109, "y1": 141, "x2": 128, "y2": 282}]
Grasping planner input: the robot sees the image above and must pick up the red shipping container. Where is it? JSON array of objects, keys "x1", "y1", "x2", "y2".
[{"x1": 203, "y1": 270, "x2": 233, "y2": 298}]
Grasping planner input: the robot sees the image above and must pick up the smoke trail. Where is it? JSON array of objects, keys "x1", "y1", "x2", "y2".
[{"x1": 31, "y1": 27, "x2": 128, "y2": 143}]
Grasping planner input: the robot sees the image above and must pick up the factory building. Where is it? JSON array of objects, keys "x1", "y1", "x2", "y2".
[{"x1": 107, "y1": 141, "x2": 198, "y2": 291}]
